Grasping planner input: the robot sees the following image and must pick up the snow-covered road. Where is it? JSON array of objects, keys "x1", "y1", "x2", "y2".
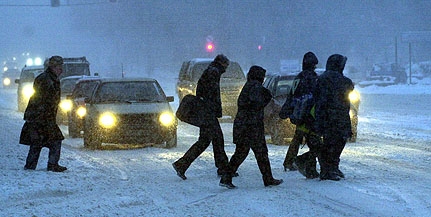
[{"x1": 1, "y1": 86, "x2": 431, "y2": 217}]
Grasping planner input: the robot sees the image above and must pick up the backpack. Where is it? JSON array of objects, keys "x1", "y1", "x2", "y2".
[{"x1": 279, "y1": 78, "x2": 315, "y2": 125}]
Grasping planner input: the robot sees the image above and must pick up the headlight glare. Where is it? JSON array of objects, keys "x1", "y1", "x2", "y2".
[
  {"x1": 76, "y1": 106, "x2": 87, "y2": 118},
  {"x1": 349, "y1": 90, "x2": 360, "y2": 103},
  {"x1": 3, "y1": 78, "x2": 11, "y2": 86},
  {"x1": 22, "y1": 84, "x2": 35, "y2": 100},
  {"x1": 159, "y1": 112, "x2": 175, "y2": 126},
  {"x1": 99, "y1": 112, "x2": 117, "y2": 128},
  {"x1": 59, "y1": 99, "x2": 73, "y2": 112}
]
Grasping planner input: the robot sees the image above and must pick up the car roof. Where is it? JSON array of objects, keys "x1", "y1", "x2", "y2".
[
  {"x1": 22, "y1": 65, "x2": 44, "y2": 71},
  {"x1": 98, "y1": 77, "x2": 157, "y2": 83},
  {"x1": 266, "y1": 72, "x2": 299, "y2": 77},
  {"x1": 60, "y1": 75, "x2": 98, "y2": 81},
  {"x1": 189, "y1": 58, "x2": 213, "y2": 63}
]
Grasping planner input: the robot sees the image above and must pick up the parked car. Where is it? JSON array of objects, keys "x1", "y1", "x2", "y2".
[
  {"x1": 66, "y1": 76, "x2": 102, "y2": 137},
  {"x1": 14, "y1": 65, "x2": 44, "y2": 112},
  {"x1": 176, "y1": 58, "x2": 246, "y2": 118},
  {"x1": 83, "y1": 78, "x2": 177, "y2": 149},
  {"x1": 263, "y1": 73, "x2": 361, "y2": 145}
]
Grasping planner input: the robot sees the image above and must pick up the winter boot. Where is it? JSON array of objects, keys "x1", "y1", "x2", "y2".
[
  {"x1": 47, "y1": 163, "x2": 67, "y2": 172},
  {"x1": 264, "y1": 178, "x2": 284, "y2": 187},
  {"x1": 219, "y1": 174, "x2": 236, "y2": 189},
  {"x1": 292, "y1": 156, "x2": 307, "y2": 178},
  {"x1": 172, "y1": 161, "x2": 187, "y2": 180}
]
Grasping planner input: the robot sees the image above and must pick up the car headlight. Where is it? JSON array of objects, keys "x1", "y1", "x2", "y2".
[
  {"x1": 22, "y1": 84, "x2": 35, "y2": 100},
  {"x1": 3, "y1": 78, "x2": 11, "y2": 86},
  {"x1": 99, "y1": 112, "x2": 117, "y2": 128},
  {"x1": 159, "y1": 112, "x2": 175, "y2": 127},
  {"x1": 349, "y1": 90, "x2": 360, "y2": 103},
  {"x1": 76, "y1": 106, "x2": 87, "y2": 118},
  {"x1": 59, "y1": 99, "x2": 73, "y2": 112}
]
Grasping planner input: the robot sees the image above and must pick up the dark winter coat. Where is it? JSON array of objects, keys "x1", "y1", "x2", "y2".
[
  {"x1": 314, "y1": 54, "x2": 354, "y2": 139},
  {"x1": 196, "y1": 62, "x2": 225, "y2": 119},
  {"x1": 233, "y1": 70, "x2": 272, "y2": 145},
  {"x1": 19, "y1": 68, "x2": 64, "y2": 147}
]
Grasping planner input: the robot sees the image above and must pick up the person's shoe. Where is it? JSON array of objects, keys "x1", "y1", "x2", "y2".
[
  {"x1": 320, "y1": 171, "x2": 340, "y2": 181},
  {"x1": 305, "y1": 168, "x2": 320, "y2": 179},
  {"x1": 219, "y1": 175, "x2": 236, "y2": 189},
  {"x1": 283, "y1": 164, "x2": 297, "y2": 172},
  {"x1": 47, "y1": 164, "x2": 67, "y2": 172},
  {"x1": 217, "y1": 171, "x2": 239, "y2": 177},
  {"x1": 335, "y1": 168, "x2": 345, "y2": 178},
  {"x1": 24, "y1": 166, "x2": 36, "y2": 170},
  {"x1": 172, "y1": 162, "x2": 187, "y2": 180},
  {"x1": 292, "y1": 157, "x2": 307, "y2": 178},
  {"x1": 264, "y1": 178, "x2": 284, "y2": 187}
]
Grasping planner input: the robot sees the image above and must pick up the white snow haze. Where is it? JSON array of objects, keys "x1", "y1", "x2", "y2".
[{"x1": 1, "y1": 1, "x2": 431, "y2": 217}]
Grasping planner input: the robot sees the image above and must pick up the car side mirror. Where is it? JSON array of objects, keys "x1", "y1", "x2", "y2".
[
  {"x1": 166, "y1": 96, "x2": 174, "y2": 102},
  {"x1": 15, "y1": 79, "x2": 20, "y2": 84}
]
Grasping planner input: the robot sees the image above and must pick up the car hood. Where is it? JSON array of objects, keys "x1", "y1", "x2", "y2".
[{"x1": 93, "y1": 102, "x2": 173, "y2": 114}]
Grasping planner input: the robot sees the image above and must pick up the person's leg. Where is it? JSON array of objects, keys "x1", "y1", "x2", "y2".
[
  {"x1": 25, "y1": 145, "x2": 42, "y2": 170},
  {"x1": 252, "y1": 143, "x2": 283, "y2": 186},
  {"x1": 319, "y1": 135, "x2": 340, "y2": 181},
  {"x1": 48, "y1": 140, "x2": 62, "y2": 165},
  {"x1": 228, "y1": 142, "x2": 250, "y2": 174},
  {"x1": 47, "y1": 140, "x2": 67, "y2": 172},
  {"x1": 173, "y1": 126, "x2": 212, "y2": 179},
  {"x1": 211, "y1": 119, "x2": 229, "y2": 175},
  {"x1": 283, "y1": 129, "x2": 304, "y2": 171}
]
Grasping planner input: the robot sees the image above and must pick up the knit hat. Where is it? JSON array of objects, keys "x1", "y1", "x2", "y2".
[{"x1": 48, "y1": 56, "x2": 63, "y2": 67}]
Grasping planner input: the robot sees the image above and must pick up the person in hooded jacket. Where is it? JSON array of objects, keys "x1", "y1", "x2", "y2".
[
  {"x1": 173, "y1": 54, "x2": 231, "y2": 181},
  {"x1": 314, "y1": 54, "x2": 354, "y2": 181},
  {"x1": 279, "y1": 51, "x2": 321, "y2": 179},
  {"x1": 220, "y1": 65, "x2": 283, "y2": 188},
  {"x1": 20, "y1": 55, "x2": 67, "y2": 172}
]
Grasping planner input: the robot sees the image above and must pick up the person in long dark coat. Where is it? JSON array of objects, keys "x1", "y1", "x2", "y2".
[
  {"x1": 220, "y1": 65, "x2": 283, "y2": 188},
  {"x1": 314, "y1": 54, "x2": 354, "y2": 181},
  {"x1": 172, "y1": 54, "x2": 231, "y2": 181},
  {"x1": 279, "y1": 51, "x2": 322, "y2": 179},
  {"x1": 20, "y1": 55, "x2": 67, "y2": 172}
]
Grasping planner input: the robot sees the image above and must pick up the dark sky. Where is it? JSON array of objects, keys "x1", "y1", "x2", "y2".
[{"x1": 1, "y1": 0, "x2": 431, "y2": 77}]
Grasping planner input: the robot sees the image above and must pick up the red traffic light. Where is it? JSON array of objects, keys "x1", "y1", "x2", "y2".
[{"x1": 206, "y1": 42, "x2": 214, "y2": 52}]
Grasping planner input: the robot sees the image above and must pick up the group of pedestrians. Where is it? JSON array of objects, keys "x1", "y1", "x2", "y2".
[
  {"x1": 18, "y1": 53, "x2": 353, "y2": 187},
  {"x1": 173, "y1": 52, "x2": 354, "y2": 188}
]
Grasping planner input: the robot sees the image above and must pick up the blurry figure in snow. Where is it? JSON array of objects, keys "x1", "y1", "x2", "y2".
[
  {"x1": 20, "y1": 55, "x2": 67, "y2": 172},
  {"x1": 172, "y1": 54, "x2": 231, "y2": 181},
  {"x1": 279, "y1": 51, "x2": 321, "y2": 179},
  {"x1": 220, "y1": 65, "x2": 283, "y2": 188},
  {"x1": 314, "y1": 54, "x2": 353, "y2": 181}
]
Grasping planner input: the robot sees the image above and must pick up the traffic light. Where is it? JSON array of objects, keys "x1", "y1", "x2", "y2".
[
  {"x1": 51, "y1": 0, "x2": 60, "y2": 7},
  {"x1": 206, "y1": 42, "x2": 214, "y2": 53}
]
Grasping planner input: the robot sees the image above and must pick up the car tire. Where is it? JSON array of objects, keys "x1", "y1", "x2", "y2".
[
  {"x1": 165, "y1": 132, "x2": 177, "y2": 149},
  {"x1": 84, "y1": 123, "x2": 101, "y2": 149}
]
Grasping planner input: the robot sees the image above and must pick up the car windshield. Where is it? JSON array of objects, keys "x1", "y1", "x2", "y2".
[
  {"x1": 21, "y1": 69, "x2": 44, "y2": 82},
  {"x1": 275, "y1": 78, "x2": 295, "y2": 96},
  {"x1": 73, "y1": 81, "x2": 100, "y2": 98},
  {"x1": 95, "y1": 81, "x2": 165, "y2": 103},
  {"x1": 191, "y1": 62, "x2": 245, "y2": 81},
  {"x1": 61, "y1": 63, "x2": 90, "y2": 79},
  {"x1": 61, "y1": 78, "x2": 81, "y2": 95}
]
